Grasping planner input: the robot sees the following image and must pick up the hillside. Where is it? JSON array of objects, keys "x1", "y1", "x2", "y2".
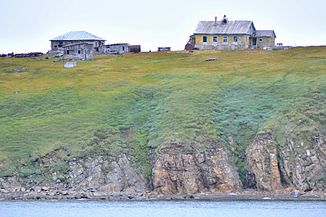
[{"x1": 0, "y1": 47, "x2": 325, "y2": 198}]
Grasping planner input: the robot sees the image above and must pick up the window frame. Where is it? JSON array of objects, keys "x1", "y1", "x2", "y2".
[
  {"x1": 233, "y1": 36, "x2": 238, "y2": 43},
  {"x1": 203, "y1": 36, "x2": 208, "y2": 43},
  {"x1": 213, "y1": 36, "x2": 218, "y2": 43},
  {"x1": 223, "y1": 36, "x2": 228, "y2": 43}
]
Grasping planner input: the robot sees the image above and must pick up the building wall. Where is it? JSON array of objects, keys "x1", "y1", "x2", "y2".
[
  {"x1": 194, "y1": 34, "x2": 250, "y2": 50},
  {"x1": 51, "y1": 40, "x2": 105, "y2": 53},
  {"x1": 256, "y1": 37, "x2": 275, "y2": 49},
  {"x1": 63, "y1": 44, "x2": 94, "y2": 60}
]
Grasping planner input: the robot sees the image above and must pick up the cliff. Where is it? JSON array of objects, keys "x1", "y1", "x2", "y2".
[
  {"x1": 1, "y1": 128, "x2": 324, "y2": 199},
  {"x1": 0, "y1": 47, "x2": 325, "y2": 199}
]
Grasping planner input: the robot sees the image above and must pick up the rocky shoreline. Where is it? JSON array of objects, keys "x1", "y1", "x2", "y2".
[
  {"x1": 1, "y1": 130, "x2": 325, "y2": 202},
  {"x1": 1, "y1": 190, "x2": 325, "y2": 201}
]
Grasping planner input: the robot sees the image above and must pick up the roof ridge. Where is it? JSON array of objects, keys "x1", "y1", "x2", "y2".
[
  {"x1": 51, "y1": 31, "x2": 105, "y2": 41},
  {"x1": 195, "y1": 20, "x2": 254, "y2": 34}
]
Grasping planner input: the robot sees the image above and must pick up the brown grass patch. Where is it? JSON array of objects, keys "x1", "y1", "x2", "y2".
[{"x1": 96, "y1": 59, "x2": 112, "y2": 63}]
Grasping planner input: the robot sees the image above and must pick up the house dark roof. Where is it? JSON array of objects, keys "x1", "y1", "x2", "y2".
[
  {"x1": 51, "y1": 31, "x2": 105, "y2": 41},
  {"x1": 255, "y1": 30, "x2": 276, "y2": 38},
  {"x1": 194, "y1": 20, "x2": 254, "y2": 35}
]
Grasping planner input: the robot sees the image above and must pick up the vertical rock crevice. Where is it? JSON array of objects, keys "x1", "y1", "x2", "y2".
[{"x1": 246, "y1": 131, "x2": 284, "y2": 192}]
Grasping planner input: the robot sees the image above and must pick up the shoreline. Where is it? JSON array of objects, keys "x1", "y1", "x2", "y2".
[{"x1": 1, "y1": 191, "x2": 325, "y2": 201}]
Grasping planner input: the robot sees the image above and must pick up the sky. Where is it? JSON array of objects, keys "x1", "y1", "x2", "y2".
[{"x1": 0, "y1": 0, "x2": 325, "y2": 53}]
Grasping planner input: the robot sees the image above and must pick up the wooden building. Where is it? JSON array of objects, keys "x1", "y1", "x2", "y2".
[
  {"x1": 186, "y1": 15, "x2": 276, "y2": 50},
  {"x1": 105, "y1": 43, "x2": 129, "y2": 54},
  {"x1": 254, "y1": 30, "x2": 276, "y2": 49}
]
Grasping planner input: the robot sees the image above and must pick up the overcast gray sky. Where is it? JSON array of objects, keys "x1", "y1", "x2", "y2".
[{"x1": 0, "y1": 0, "x2": 325, "y2": 53}]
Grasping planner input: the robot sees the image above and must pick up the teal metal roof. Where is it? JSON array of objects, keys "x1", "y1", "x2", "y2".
[{"x1": 51, "y1": 31, "x2": 105, "y2": 41}]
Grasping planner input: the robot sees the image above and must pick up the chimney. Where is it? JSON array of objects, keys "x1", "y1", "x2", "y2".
[
  {"x1": 222, "y1": 15, "x2": 228, "y2": 24},
  {"x1": 215, "y1": 16, "x2": 217, "y2": 23}
]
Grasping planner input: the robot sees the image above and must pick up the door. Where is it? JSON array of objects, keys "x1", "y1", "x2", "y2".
[{"x1": 253, "y1": 38, "x2": 257, "y2": 46}]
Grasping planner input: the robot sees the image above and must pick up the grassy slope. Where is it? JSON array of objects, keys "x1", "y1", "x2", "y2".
[{"x1": 0, "y1": 47, "x2": 325, "y2": 181}]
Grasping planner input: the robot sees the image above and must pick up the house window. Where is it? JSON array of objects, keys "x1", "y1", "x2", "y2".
[
  {"x1": 122, "y1": 46, "x2": 125, "y2": 51},
  {"x1": 223, "y1": 36, "x2": 228, "y2": 43},
  {"x1": 259, "y1": 38, "x2": 263, "y2": 42},
  {"x1": 78, "y1": 50, "x2": 81, "y2": 54},
  {"x1": 66, "y1": 50, "x2": 70, "y2": 55},
  {"x1": 234, "y1": 36, "x2": 238, "y2": 42},
  {"x1": 213, "y1": 36, "x2": 218, "y2": 42},
  {"x1": 203, "y1": 36, "x2": 207, "y2": 43}
]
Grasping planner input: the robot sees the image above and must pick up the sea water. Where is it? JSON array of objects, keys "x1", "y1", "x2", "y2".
[{"x1": 0, "y1": 200, "x2": 325, "y2": 217}]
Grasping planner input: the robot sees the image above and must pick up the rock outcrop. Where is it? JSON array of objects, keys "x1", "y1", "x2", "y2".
[
  {"x1": 0, "y1": 153, "x2": 148, "y2": 199},
  {"x1": 247, "y1": 129, "x2": 326, "y2": 192},
  {"x1": 279, "y1": 130, "x2": 326, "y2": 192},
  {"x1": 67, "y1": 154, "x2": 147, "y2": 194},
  {"x1": 247, "y1": 131, "x2": 283, "y2": 191},
  {"x1": 152, "y1": 142, "x2": 241, "y2": 194}
]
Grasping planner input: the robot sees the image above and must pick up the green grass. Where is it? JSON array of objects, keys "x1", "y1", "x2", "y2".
[{"x1": 0, "y1": 47, "x2": 325, "y2": 181}]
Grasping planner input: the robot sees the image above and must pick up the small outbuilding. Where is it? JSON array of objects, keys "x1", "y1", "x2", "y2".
[
  {"x1": 128, "y1": 45, "x2": 141, "y2": 53},
  {"x1": 254, "y1": 30, "x2": 276, "y2": 49},
  {"x1": 158, "y1": 47, "x2": 171, "y2": 52},
  {"x1": 105, "y1": 43, "x2": 129, "y2": 54}
]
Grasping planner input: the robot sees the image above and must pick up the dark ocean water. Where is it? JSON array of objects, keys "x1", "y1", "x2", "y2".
[{"x1": 0, "y1": 200, "x2": 325, "y2": 217}]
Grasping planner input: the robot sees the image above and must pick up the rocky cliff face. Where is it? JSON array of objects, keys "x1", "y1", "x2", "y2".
[
  {"x1": 279, "y1": 129, "x2": 326, "y2": 192},
  {"x1": 1, "y1": 129, "x2": 325, "y2": 198},
  {"x1": 0, "y1": 153, "x2": 148, "y2": 198},
  {"x1": 247, "y1": 129, "x2": 326, "y2": 192},
  {"x1": 152, "y1": 142, "x2": 241, "y2": 194},
  {"x1": 67, "y1": 154, "x2": 147, "y2": 194},
  {"x1": 247, "y1": 132, "x2": 283, "y2": 191},
  {"x1": 0, "y1": 141, "x2": 242, "y2": 198}
]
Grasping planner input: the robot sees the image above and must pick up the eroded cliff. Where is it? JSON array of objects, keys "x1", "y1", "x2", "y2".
[
  {"x1": 152, "y1": 141, "x2": 241, "y2": 194},
  {"x1": 247, "y1": 128, "x2": 326, "y2": 192}
]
